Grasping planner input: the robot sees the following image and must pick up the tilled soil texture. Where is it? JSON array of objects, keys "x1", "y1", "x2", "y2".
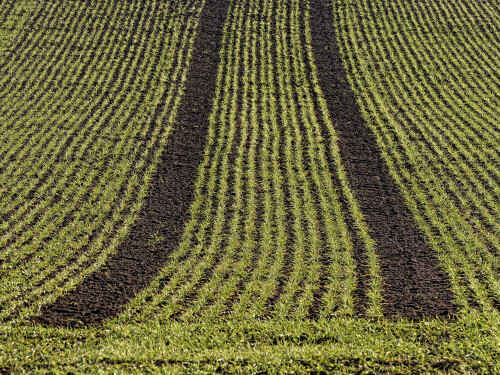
[
  {"x1": 309, "y1": 0, "x2": 456, "y2": 319},
  {"x1": 36, "y1": 0, "x2": 230, "y2": 327}
]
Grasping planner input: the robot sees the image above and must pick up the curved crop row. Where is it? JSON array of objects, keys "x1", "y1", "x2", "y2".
[
  {"x1": 2, "y1": 0, "x2": 497, "y2": 325},
  {"x1": 0, "y1": 1, "x2": 36, "y2": 57},
  {"x1": 118, "y1": 0, "x2": 381, "y2": 323},
  {"x1": 334, "y1": 0, "x2": 500, "y2": 310},
  {"x1": 0, "y1": 0, "x2": 206, "y2": 321}
]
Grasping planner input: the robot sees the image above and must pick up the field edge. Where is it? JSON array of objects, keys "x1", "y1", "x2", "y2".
[{"x1": 1, "y1": 311, "x2": 499, "y2": 373}]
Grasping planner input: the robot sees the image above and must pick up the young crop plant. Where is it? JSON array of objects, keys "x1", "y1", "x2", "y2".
[
  {"x1": 116, "y1": 0, "x2": 380, "y2": 324},
  {"x1": 333, "y1": 0, "x2": 500, "y2": 312},
  {"x1": 0, "y1": 0, "x2": 206, "y2": 321},
  {"x1": 0, "y1": 0, "x2": 499, "y2": 372}
]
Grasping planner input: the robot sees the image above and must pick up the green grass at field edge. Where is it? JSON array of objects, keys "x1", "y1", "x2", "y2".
[{"x1": 0, "y1": 311, "x2": 498, "y2": 373}]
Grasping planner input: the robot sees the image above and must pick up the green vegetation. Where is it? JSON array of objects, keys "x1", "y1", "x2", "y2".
[
  {"x1": 0, "y1": 1, "x2": 35, "y2": 56},
  {"x1": 1, "y1": 313, "x2": 500, "y2": 373},
  {"x1": 0, "y1": 0, "x2": 205, "y2": 321},
  {"x1": 0, "y1": 0, "x2": 499, "y2": 372},
  {"x1": 120, "y1": 0, "x2": 380, "y2": 323},
  {"x1": 335, "y1": 0, "x2": 500, "y2": 310}
]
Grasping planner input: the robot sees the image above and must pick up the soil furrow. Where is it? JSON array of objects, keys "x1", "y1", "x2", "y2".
[
  {"x1": 309, "y1": 0, "x2": 456, "y2": 319},
  {"x1": 35, "y1": 0, "x2": 230, "y2": 327}
]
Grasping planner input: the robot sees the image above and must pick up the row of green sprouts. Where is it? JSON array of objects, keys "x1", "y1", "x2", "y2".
[
  {"x1": 0, "y1": 0, "x2": 498, "y2": 322},
  {"x1": 121, "y1": 0, "x2": 381, "y2": 322},
  {"x1": 0, "y1": 0, "x2": 206, "y2": 321},
  {"x1": 335, "y1": 0, "x2": 500, "y2": 310}
]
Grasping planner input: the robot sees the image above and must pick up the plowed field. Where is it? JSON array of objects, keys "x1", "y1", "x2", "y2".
[{"x1": 1, "y1": 0, "x2": 499, "y2": 372}]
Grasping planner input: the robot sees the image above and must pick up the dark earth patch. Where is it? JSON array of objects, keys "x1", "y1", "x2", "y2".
[
  {"x1": 309, "y1": 0, "x2": 456, "y2": 318},
  {"x1": 35, "y1": 0, "x2": 230, "y2": 327}
]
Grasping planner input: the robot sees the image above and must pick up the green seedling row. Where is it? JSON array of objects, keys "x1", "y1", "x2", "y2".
[
  {"x1": 334, "y1": 0, "x2": 500, "y2": 311},
  {"x1": 0, "y1": 0, "x2": 499, "y2": 372},
  {"x1": 120, "y1": 0, "x2": 373, "y2": 323},
  {"x1": 0, "y1": 0, "x2": 206, "y2": 321}
]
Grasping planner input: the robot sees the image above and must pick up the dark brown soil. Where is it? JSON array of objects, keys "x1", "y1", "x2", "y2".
[
  {"x1": 34, "y1": 0, "x2": 230, "y2": 327},
  {"x1": 309, "y1": 0, "x2": 456, "y2": 319}
]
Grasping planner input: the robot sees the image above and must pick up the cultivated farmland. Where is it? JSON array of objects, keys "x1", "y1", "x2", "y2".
[{"x1": 0, "y1": 0, "x2": 499, "y2": 373}]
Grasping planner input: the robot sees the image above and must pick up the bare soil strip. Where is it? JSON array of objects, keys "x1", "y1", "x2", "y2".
[
  {"x1": 309, "y1": 0, "x2": 456, "y2": 318},
  {"x1": 35, "y1": 0, "x2": 230, "y2": 327}
]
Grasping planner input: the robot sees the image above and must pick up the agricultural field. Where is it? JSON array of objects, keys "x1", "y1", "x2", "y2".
[{"x1": 0, "y1": 0, "x2": 499, "y2": 372}]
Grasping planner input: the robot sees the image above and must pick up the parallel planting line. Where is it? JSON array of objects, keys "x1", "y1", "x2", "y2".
[
  {"x1": 3, "y1": 0, "x2": 495, "y2": 327},
  {"x1": 123, "y1": 0, "x2": 256, "y2": 322},
  {"x1": 4, "y1": 0, "x2": 190, "y2": 289},
  {"x1": 0, "y1": 1, "x2": 38, "y2": 60},
  {"x1": 0, "y1": 0, "x2": 205, "y2": 321},
  {"x1": 333, "y1": 0, "x2": 499, "y2": 311},
  {"x1": 309, "y1": 0, "x2": 456, "y2": 318},
  {"x1": 36, "y1": 0, "x2": 230, "y2": 326},
  {"x1": 118, "y1": 0, "x2": 363, "y2": 323}
]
